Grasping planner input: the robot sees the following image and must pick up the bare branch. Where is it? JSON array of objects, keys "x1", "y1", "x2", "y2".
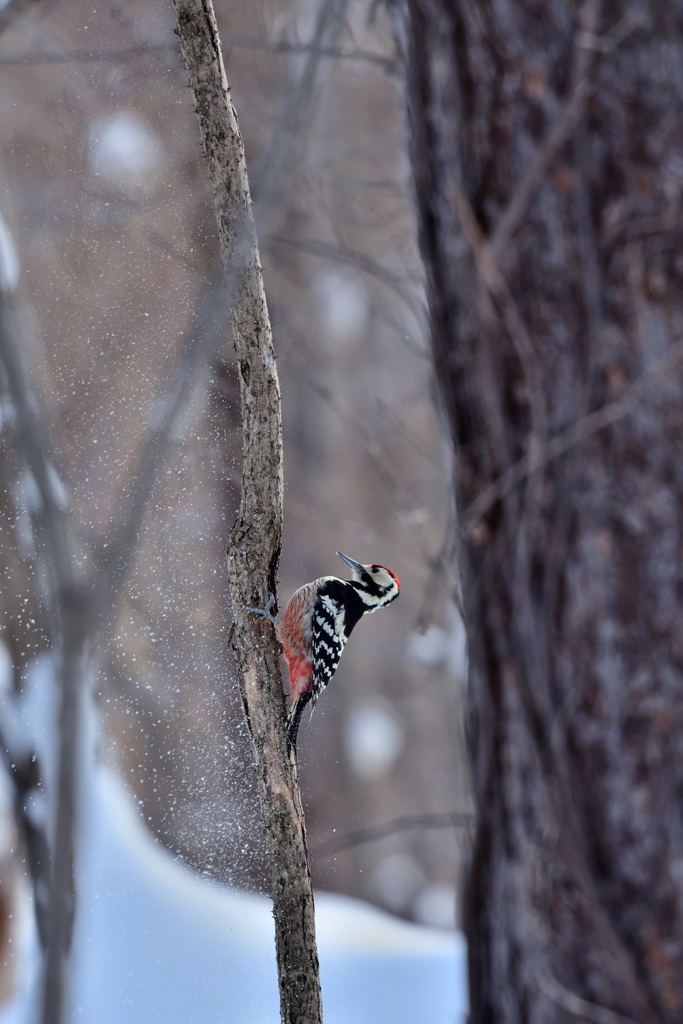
[
  {"x1": 268, "y1": 233, "x2": 422, "y2": 324},
  {"x1": 0, "y1": 304, "x2": 70, "y2": 611},
  {"x1": 0, "y1": 35, "x2": 394, "y2": 73},
  {"x1": 40, "y1": 583, "x2": 87, "y2": 1024},
  {"x1": 314, "y1": 810, "x2": 474, "y2": 858},
  {"x1": 0, "y1": 43, "x2": 176, "y2": 66},
  {"x1": 0, "y1": 250, "x2": 86, "y2": 1024},
  {"x1": 252, "y1": 0, "x2": 349, "y2": 222},
  {"x1": 0, "y1": 669, "x2": 50, "y2": 947},
  {"x1": 93, "y1": 282, "x2": 227, "y2": 621},
  {"x1": 242, "y1": 36, "x2": 395, "y2": 73}
]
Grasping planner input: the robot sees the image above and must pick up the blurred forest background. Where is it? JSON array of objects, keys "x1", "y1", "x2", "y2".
[
  {"x1": 4, "y1": 1, "x2": 683, "y2": 1020},
  {"x1": 0, "y1": 0, "x2": 468, "y2": 934}
]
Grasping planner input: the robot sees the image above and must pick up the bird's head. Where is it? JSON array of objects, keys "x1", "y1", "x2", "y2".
[{"x1": 337, "y1": 551, "x2": 401, "y2": 612}]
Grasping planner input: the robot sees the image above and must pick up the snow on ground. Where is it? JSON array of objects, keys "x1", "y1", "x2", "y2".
[{"x1": 0, "y1": 657, "x2": 467, "y2": 1023}]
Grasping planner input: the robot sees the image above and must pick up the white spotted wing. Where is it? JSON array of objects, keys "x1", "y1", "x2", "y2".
[{"x1": 311, "y1": 592, "x2": 347, "y2": 704}]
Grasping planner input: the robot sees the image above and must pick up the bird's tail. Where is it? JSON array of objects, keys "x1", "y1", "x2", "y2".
[{"x1": 286, "y1": 693, "x2": 312, "y2": 752}]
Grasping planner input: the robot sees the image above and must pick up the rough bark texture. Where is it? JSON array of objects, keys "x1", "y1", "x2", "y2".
[
  {"x1": 172, "y1": 4, "x2": 323, "y2": 1023},
  {"x1": 398, "y1": 1, "x2": 683, "y2": 1021}
]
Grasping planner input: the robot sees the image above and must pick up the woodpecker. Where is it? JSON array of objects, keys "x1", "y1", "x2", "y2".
[{"x1": 278, "y1": 551, "x2": 400, "y2": 751}]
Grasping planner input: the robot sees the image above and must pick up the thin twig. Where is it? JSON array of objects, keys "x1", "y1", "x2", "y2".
[
  {"x1": 268, "y1": 233, "x2": 421, "y2": 322},
  {"x1": 93, "y1": 282, "x2": 227, "y2": 621},
  {"x1": 225, "y1": 33, "x2": 395, "y2": 72},
  {"x1": 0, "y1": 36, "x2": 393, "y2": 72},
  {"x1": 314, "y1": 810, "x2": 474, "y2": 858},
  {"x1": 253, "y1": 0, "x2": 349, "y2": 223},
  {"x1": 0, "y1": 269, "x2": 85, "y2": 1024},
  {"x1": 0, "y1": 42, "x2": 176, "y2": 66},
  {"x1": 0, "y1": 309, "x2": 70, "y2": 608}
]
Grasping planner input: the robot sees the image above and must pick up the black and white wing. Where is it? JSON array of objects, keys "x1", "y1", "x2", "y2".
[{"x1": 311, "y1": 591, "x2": 347, "y2": 704}]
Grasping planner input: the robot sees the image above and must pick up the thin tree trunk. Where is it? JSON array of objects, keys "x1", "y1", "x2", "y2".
[
  {"x1": 172, "y1": 4, "x2": 324, "y2": 1023},
  {"x1": 397, "y1": 1, "x2": 683, "y2": 1020}
]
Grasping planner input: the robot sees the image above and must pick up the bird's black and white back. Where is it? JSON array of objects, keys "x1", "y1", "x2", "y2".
[{"x1": 310, "y1": 579, "x2": 364, "y2": 704}]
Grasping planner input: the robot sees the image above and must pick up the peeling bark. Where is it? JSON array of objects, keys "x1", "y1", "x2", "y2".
[{"x1": 172, "y1": 4, "x2": 323, "y2": 1023}]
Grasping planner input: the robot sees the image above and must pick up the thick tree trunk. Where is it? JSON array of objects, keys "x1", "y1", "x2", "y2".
[{"x1": 398, "y1": 1, "x2": 683, "y2": 1021}]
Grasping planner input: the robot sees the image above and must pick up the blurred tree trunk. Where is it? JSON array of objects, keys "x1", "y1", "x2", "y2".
[{"x1": 398, "y1": 1, "x2": 683, "y2": 1021}]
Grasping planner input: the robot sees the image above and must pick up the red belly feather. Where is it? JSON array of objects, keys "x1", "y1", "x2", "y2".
[{"x1": 277, "y1": 589, "x2": 314, "y2": 701}]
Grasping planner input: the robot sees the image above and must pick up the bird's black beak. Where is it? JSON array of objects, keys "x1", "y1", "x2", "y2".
[{"x1": 336, "y1": 551, "x2": 365, "y2": 576}]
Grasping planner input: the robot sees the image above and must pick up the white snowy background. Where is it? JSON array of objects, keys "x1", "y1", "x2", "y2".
[{"x1": 0, "y1": 656, "x2": 467, "y2": 1024}]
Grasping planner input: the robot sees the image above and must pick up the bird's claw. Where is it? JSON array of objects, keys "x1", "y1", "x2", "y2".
[{"x1": 244, "y1": 593, "x2": 277, "y2": 624}]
